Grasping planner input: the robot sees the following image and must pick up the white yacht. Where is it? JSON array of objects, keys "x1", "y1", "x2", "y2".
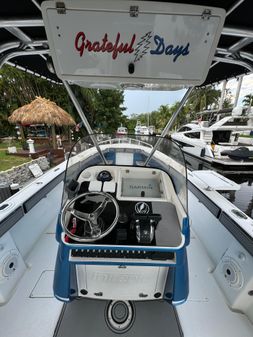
[
  {"x1": 0, "y1": 1, "x2": 253, "y2": 337},
  {"x1": 172, "y1": 107, "x2": 253, "y2": 171},
  {"x1": 116, "y1": 126, "x2": 128, "y2": 136},
  {"x1": 134, "y1": 121, "x2": 150, "y2": 135}
]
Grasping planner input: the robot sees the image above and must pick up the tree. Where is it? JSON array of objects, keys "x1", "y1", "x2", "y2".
[
  {"x1": 125, "y1": 107, "x2": 169, "y2": 134},
  {"x1": 70, "y1": 86, "x2": 98, "y2": 133},
  {"x1": 0, "y1": 65, "x2": 73, "y2": 137},
  {"x1": 69, "y1": 88, "x2": 126, "y2": 134},
  {"x1": 0, "y1": 65, "x2": 127, "y2": 137},
  {"x1": 186, "y1": 87, "x2": 221, "y2": 113},
  {"x1": 242, "y1": 94, "x2": 253, "y2": 106},
  {"x1": 125, "y1": 114, "x2": 138, "y2": 133},
  {"x1": 124, "y1": 102, "x2": 187, "y2": 134},
  {"x1": 0, "y1": 65, "x2": 71, "y2": 109},
  {"x1": 223, "y1": 89, "x2": 233, "y2": 109},
  {"x1": 93, "y1": 89, "x2": 126, "y2": 134}
]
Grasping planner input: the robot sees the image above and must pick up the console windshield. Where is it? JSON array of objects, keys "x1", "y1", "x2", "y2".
[{"x1": 63, "y1": 134, "x2": 188, "y2": 212}]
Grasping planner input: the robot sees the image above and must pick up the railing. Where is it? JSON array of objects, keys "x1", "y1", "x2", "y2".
[
  {"x1": 0, "y1": 163, "x2": 65, "y2": 237},
  {"x1": 98, "y1": 137, "x2": 153, "y2": 148}
]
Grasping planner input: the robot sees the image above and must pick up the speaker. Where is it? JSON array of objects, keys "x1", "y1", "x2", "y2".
[
  {"x1": 0, "y1": 251, "x2": 19, "y2": 279},
  {"x1": 0, "y1": 232, "x2": 26, "y2": 304},
  {"x1": 221, "y1": 256, "x2": 244, "y2": 289},
  {"x1": 213, "y1": 242, "x2": 253, "y2": 323}
]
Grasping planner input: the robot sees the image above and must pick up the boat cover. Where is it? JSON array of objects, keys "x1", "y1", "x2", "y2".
[{"x1": 221, "y1": 147, "x2": 253, "y2": 160}]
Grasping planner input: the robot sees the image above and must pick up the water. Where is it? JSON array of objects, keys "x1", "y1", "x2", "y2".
[
  {"x1": 219, "y1": 175, "x2": 253, "y2": 218},
  {"x1": 185, "y1": 154, "x2": 253, "y2": 218}
]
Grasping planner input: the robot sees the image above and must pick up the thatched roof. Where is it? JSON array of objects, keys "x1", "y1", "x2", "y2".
[{"x1": 8, "y1": 96, "x2": 76, "y2": 126}]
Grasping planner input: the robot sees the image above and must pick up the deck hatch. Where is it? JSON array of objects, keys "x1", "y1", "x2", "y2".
[{"x1": 41, "y1": 1, "x2": 225, "y2": 88}]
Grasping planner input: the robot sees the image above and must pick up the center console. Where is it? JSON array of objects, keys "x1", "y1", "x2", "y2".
[
  {"x1": 55, "y1": 165, "x2": 189, "y2": 303},
  {"x1": 62, "y1": 166, "x2": 183, "y2": 266}
]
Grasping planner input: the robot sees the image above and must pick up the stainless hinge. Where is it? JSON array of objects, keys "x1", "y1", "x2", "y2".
[
  {"x1": 130, "y1": 5, "x2": 139, "y2": 17},
  {"x1": 56, "y1": 2, "x2": 66, "y2": 14},
  {"x1": 201, "y1": 9, "x2": 212, "y2": 20}
]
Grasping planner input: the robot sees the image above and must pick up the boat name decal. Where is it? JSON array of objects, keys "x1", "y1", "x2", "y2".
[
  {"x1": 75, "y1": 32, "x2": 136, "y2": 60},
  {"x1": 150, "y1": 35, "x2": 190, "y2": 62},
  {"x1": 134, "y1": 31, "x2": 152, "y2": 62},
  {"x1": 74, "y1": 32, "x2": 190, "y2": 62}
]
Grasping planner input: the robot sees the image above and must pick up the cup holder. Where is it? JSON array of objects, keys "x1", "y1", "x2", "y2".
[
  {"x1": 0, "y1": 204, "x2": 9, "y2": 211},
  {"x1": 231, "y1": 209, "x2": 248, "y2": 220},
  {"x1": 0, "y1": 202, "x2": 14, "y2": 212}
]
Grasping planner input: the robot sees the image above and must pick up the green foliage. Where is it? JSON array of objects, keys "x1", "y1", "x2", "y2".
[
  {"x1": 187, "y1": 87, "x2": 221, "y2": 112},
  {"x1": 0, "y1": 64, "x2": 72, "y2": 137},
  {"x1": 0, "y1": 65, "x2": 70, "y2": 109},
  {"x1": 125, "y1": 112, "x2": 149, "y2": 133},
  {"x1": 125, "y1": 87, "x2": 222, "y2": 133},
  {"x1": 0, "y1": 150, "x2": 31, "y2": 172},
  {"x1": 125, "y1": 114, "x2": 139, "y2": 132},
  {"x1": 92, "y1": 89, "x2": 126, "y2": 133},
  {"x1": 0, "y1": 140, "x2": 21, "y2": 149},
  {"x1": 0, "y1": 65, "x2": 126, "y2": 137},
  {"x1": 0, "y1": 64, "x2": 223, "y2": 137},
  {"x1": 70, "y1": 87, "x2": 126, "y2": 134},
  {"x1": 242, "y1": 94, "x2": 253, "y2": 106},
  {"x1": 125, "y1": 103, "x2": 184, "y2": 133},
  {"x1": 223, "y1": 89, "x2": 233, "y2": 108}
]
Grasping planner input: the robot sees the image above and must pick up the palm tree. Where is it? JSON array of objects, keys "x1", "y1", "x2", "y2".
[
  {"x1": 156, "y1": 105, "x2": 172, "y2": 129},
  {"x1": 186, "y1": 87, "x2": 221, "y2": 113},
  {"x1": 242, "y1": 94, "x2": 253, "y2": 106},
  {"x1": 223, "y1": 89, "x2": 233, "y2": 108}
]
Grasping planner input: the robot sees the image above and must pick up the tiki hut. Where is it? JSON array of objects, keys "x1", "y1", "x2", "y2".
[{"x1": 8, "y1": 96, "x2": 76, "y2": 149}]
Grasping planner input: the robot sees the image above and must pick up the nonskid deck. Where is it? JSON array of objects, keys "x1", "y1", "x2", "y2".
[{"x1": 0, "y1": 215, "x2": 252, "y2": 337}]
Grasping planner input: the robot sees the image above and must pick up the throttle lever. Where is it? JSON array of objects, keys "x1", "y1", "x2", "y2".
[{"x1": 132, "y1": 214, "x2": 162, "y2": 244}]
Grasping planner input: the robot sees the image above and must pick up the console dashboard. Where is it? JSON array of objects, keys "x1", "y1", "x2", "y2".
[
  {"x1": 63, "y1": 166, "x2": 185, "y2": 265},
  {"x1": 78, "y1": 165, "x2": 170, "y2": 202}
]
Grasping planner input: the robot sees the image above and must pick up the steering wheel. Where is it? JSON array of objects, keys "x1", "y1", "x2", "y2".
[{"x1": 61, "y1": 191, "x2": 119, "y2": 242}]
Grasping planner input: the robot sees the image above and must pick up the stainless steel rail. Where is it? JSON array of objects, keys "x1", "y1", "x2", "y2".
[{"x1": 144, "y1": 87, "x2": 194, "y2": 166}]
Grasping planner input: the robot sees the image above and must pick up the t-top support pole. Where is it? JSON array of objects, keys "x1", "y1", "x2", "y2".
[
  {"x1": 144, "y1": 86, "x2": 194, "y2": 166},
  {"x1": 63, "y1": 80, "x2": 107, "y2": 164}
]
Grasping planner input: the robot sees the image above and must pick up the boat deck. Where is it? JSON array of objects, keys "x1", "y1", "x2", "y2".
[
  {"x1": 184, "y1": 151, "x2": 253, "y2": 174},
  {"x1": 0, "y1": 220, "x2": 252, "y2": 337},
  {"x1": 186, "y1": 150, "x2": 253, "y2": 166},
  {"x1": 212, "y1": 157, "x2": 253, "y2": 166}
]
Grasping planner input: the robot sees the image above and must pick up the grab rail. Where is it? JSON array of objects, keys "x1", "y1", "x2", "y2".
[{"x1": 98, "y1": 137, "x2": 153, "y2": 148}]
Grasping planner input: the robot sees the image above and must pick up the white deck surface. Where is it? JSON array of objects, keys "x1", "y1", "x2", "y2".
[
  {"x1": 0, "y1": 221, "x2": 63, "y2": 337},
  {"x1": 0, "y1": 223, "x2": 252, "y2": 337},
  {"x1": 177, "y1": 231, "x2": 253, "y2": 337},
  {"x1": 190, "y1": 170, "x2": 240, "y2": 191}
]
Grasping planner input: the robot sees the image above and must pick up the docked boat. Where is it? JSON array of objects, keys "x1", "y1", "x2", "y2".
[
  {"x1": 116, "y1": 126, "x2": 128, "y2": 136},
  {"x1": 0, "y1": 1, "x2": 253, "y2": 337},
  {"x1": 172, "y1": 107, "x2": 253, "y2": 171},
  {"x1": 134, "y1": 121, "x2": 150, "y2": 135}
]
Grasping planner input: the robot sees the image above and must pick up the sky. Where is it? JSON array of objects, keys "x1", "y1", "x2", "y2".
[
  {"x1": 123, "y1": 89, "x2": 186, "y2": 116},
  {"x1": 123, "y1": 73, "x2": 253, "y2": 116}
]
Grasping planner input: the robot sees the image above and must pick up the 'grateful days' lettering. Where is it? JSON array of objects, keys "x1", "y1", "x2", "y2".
[
  {"x1": 75, "y1": 32, "x2": 136, "y2": 60},
  {"x1": 150, "y1": 35, "x2": 190, "y2": 62},
  {"x1": 74, "y1": 32, "x2": 190, "y2": 62}
]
